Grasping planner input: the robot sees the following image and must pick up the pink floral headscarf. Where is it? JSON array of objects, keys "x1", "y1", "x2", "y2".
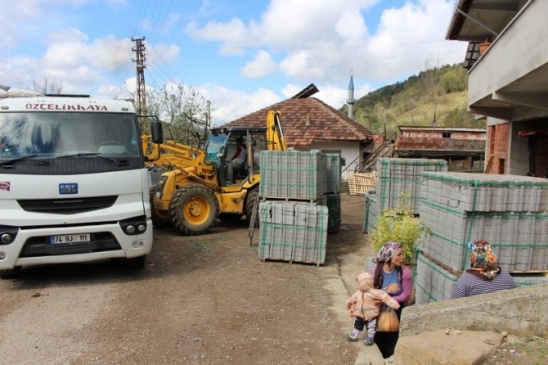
[{"x1": 373, "y1": 241, "x2": 402, "y2": 263}]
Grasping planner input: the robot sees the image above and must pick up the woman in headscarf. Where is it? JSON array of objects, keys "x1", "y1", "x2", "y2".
[
  {"x1": 369, "y1": 241, "x2": 413, "y2": 362},
  {"x1": 451, "y1": 239, "x2": 516, "y2": 299}
]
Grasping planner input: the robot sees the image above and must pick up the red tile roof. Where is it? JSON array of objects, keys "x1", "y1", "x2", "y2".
[{"x1": 223, "y1": 87, "x2": 374, "y2": 147}]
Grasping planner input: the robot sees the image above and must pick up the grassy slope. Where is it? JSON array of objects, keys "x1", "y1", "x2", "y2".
[{"x1": 343, "y1": 64, "x2": 484, "y2": 135}]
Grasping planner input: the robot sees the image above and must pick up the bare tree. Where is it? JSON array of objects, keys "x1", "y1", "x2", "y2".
[
  {"x1": 421, "y1": 56, "x2": 442, "y2": 127},
  {"x1": 33, "y1": 78, "x2": 63, "y2": 95},
  {"x1": 145, "y1": 83, "x2": 211, "y2": 145}
]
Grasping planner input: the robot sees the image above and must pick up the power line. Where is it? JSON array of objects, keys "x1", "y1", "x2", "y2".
[
  {"x1": 133, "y1": 0, "x2": 150, "y2": 38},
  {"x1": 152, "y1": 0, "x2": 174, "y2": 45}
]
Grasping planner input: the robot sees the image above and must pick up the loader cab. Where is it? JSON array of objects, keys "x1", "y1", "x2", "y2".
[{"x1": 206, "y1": 126, "x2": 267, "y2": 186}]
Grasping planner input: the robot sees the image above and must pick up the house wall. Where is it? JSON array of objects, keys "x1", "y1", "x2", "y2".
[
  {"x1": 299, "y1": 140, "x2": 361, "y2": 181},
  {"x1": 446, "y1": 131, "x2": 484, "y2": 140}
]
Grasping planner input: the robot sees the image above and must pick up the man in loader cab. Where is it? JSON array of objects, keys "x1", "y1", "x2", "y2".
[{"x1": 226, "y1": 136, "x2": 247, "y2": 184}]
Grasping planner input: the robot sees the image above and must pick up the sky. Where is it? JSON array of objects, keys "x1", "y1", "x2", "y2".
[{"x1": 0, "y1": 0, "x2": 467, "y2": 126}]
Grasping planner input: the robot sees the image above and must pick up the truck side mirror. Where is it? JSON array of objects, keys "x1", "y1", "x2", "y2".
[{"x1": 151, "y1": 121, "x2": 163, "y2": 144}]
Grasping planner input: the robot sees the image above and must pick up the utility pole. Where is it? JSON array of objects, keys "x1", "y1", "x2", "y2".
[{"x1": 132, "y1": 37, "x2": 147, "y2": 131}]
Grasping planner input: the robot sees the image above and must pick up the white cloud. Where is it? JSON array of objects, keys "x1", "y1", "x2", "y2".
[
  {"x1": 281, "y1": 84, "x2": 304, "y2": 99},
  {"x1": 186, "y1": 18, "x2": 249, "y2": 55},
  {"x1": 317, "y1": 82, "x2": 373, "y2": 110},
  {"x1": 240, "y1": 51, "x2": 277, "y2": 78},
  {"x1": 198, "y1": 80, "x2": 374, "y2": 127},
  {"x1": 0, "y1": 57, "x2": 42, "y2": 89},
  {"x1": 0, "y1": 0, "x2": 469, "y2": 130},
  {"x1": 105, "y1": 0, "x2": 130, "y2": 10},
  {"x1": 186, "y1": 0, "x2": 466, "y2": 84},
  {"x1": 196, "y1": 85, "x2": 280, "y2": 126},
  {"x1": 282, "y1": 81, "x2": 373, "y2": 111}
]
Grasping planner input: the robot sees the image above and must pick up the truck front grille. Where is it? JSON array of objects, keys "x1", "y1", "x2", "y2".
[{"x1": 18, "y1": 196, "x2": 118, "y2": 214}]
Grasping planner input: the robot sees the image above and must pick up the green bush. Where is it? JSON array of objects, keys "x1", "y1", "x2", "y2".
[{"x1": 369, "y1": 190, "x2": 432, "y2": 264}]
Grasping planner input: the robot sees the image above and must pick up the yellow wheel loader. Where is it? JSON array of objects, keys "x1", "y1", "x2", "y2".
[{"x1": 145, "y1": 111, "x2": 287, "y2": 235}]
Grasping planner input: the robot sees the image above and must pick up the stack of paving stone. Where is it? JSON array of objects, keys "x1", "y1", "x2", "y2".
[
  {"x1": 363, "y1": 190, "x2": 379, "y2": 234},
  {"x1": 260, "y1": 149, "x2": 328, "y2": 200},
  {"x1": 376, "y1": 158, "x2": 448, "y2": 215},
  {"x1": 257, "y1": 200, "x2": 329, "y2": 265},
  {"x1": 365, "y1": 158, "x2": 447, "y2": 234},
  {"x1": 257, "y1": 150, "x2": 341, "y2": 265},
  {"x1": 415, "y1": 172, "x2": 548, "y2": 304}
]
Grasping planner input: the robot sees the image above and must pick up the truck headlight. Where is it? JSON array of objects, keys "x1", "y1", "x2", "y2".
[{"x1": 119, "y1": 216, "x2": 147, "y2": 236}]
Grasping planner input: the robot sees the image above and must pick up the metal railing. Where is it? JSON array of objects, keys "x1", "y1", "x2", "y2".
[{"x1": 343, "y1": 132, "x2": 396, "y2": 176}]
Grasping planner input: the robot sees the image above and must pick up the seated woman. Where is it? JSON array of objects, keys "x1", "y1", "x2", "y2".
[{"x1": 451, "y1": 239, "x2": 516, "y2": 299}]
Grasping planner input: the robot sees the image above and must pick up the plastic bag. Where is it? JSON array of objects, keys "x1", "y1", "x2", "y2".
[{"x1": 377, "y1": 304, "x2": 400, "y2": 332}]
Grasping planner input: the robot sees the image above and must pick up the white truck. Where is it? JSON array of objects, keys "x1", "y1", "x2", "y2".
[{"x1": 0, "y1": 92, "x2": 162, "y2": 278}]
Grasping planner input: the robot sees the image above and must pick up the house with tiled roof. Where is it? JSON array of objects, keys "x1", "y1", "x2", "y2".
[{"x1": 223, "y1": 84, "x2": 375, "y2": 179}]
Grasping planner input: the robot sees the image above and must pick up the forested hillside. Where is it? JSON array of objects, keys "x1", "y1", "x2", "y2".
[{"x1": 341, "y1": 63, "x2": 483, "y2": 136}]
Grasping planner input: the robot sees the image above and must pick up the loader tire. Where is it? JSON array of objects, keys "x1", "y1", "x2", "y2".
[
  {"x1": 218, "y1": 213, "x2": 244, "y2": 223},
  {"x1": 169, "y1": 184, "x2": 219, "y2": 235},
  {"x1": 150, "y1": 187, "x2": 172, "y2": 228},
  {"x1": 245, "y1": 187, "x2": 260, "y2": 228}
]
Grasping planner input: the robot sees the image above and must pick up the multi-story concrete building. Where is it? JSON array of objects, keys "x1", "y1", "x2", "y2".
[{"x1": 446, "y1": 0, "x2": 548, "y2": 177}]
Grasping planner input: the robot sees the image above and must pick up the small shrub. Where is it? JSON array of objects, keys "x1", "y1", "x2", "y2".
[{"x1": 369, "y1": 190, "x2": 432, "y2": 264}]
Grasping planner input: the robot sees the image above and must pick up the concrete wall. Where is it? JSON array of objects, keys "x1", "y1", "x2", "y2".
[
  {"x1": 468, "y1": 0, "x2": 548, "y2": 114},
  {"x1": 400, "y1": 283, "x2": 548, "y2": 338}
]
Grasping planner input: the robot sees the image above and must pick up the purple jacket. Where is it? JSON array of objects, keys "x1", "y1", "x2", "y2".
[{"x1": 370, "y1": 264, "x2": 413, "y2": 305}]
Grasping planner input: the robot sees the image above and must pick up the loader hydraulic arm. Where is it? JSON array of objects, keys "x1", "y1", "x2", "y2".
[
  {"x1": 142, "y1": 134, "x2": 215, "y2": 177},
  {"x1": 266, "y1": 111, "x2": 287, "y2": 151}
]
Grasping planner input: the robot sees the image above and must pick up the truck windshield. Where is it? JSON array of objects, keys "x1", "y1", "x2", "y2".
[
  {"x1": 0, "y1": 112, "x2": 140, "y2": 158},
  {"x1": 204, "y1": 133, "x2": 228, "y2": 165}
]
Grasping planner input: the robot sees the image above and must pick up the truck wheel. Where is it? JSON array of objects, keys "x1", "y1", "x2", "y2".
[
  {"x1": 245, "y1": 187, "x2": 260, "y2": 228},
  {"x1": 150, "y1": 187, "x2": 172, "y2": 228},
  {"x1": 169, "y1": 184, "x2": 219, "y2": 235},
  {"x1": 125, "y1": 255, "x2": 147, "y2": 269},
  {"x1": 0, "y1": 266, "x2": 22, "y2": 279}
]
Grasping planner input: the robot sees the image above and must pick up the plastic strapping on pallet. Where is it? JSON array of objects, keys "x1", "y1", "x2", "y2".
[
  {"x1": 260, "y1": 150, "x2": 334, "y2": 200},
  {"x1": 415, "y1": 253, "x2": 458, "y2": 304},
  {"x1": 257, "y1": 201, "x2": 329, "y2": 265},
  {"x1": 421, "y1": 172, "x2": 548, "y2": 274},
  {"x1": 376, "y1": 158, "x2": 448, "y2": 214},
  {"x1": 462, "y1": 179, "x2": 479, "y2": 271}
]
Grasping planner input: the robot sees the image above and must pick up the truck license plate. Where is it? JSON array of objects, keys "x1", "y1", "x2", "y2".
[{"x1": 50, "y1": 234, "x2": 90, "y2": 244}]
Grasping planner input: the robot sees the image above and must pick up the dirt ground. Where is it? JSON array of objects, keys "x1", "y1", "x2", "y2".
[
  {"x1": 0, "y1": 194, "x2": 544, "y2": 365},
  {"x1": 0, "y1": 194, "x2": 367, "y2": 365}
]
